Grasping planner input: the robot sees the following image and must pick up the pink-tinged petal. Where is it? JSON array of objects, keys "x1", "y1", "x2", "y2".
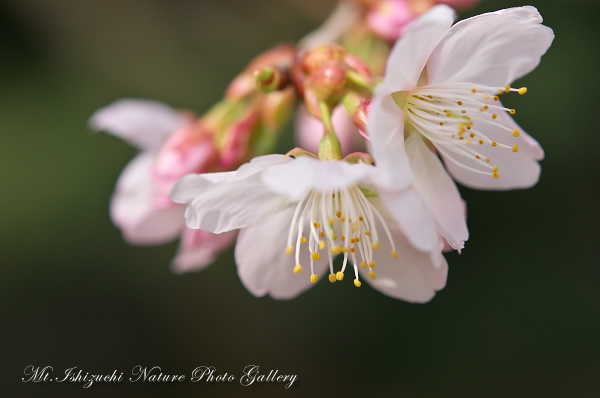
[
  {"x1": 367, "y1": 86, "x2": 412, "y2": 190},
  {"x1": 495, "y1": 111, "x2": 544, "y2": 161},
  {"x1": 427, "y1": 6, "x2": 554, "y2": 87},
  {"x1": 359, "y1": 225, "x2": 448, "y2": 303},
  {"x1": 261, "y1": 156, "x2": 373, "y2": 201},
  {"x1": 405, "y1": 133, "x2": 468, "y2": 250},
  {"x1": 384, "y1": 5, "x2": 455, "y2": 92},
  {"x1": 295, "y1": 105, "x2": 362, "y2": 156},
  {"x1": 171, "y1": 229, "x2": 237, "y2": 274},
  {"x1": 235, "y1": 207, "x2": 328, "y2": 299},
  {"x1": 90, "y1": 99, "x2": 185, "y2": 151},
  {"x1": 110, "y1": 153, "x2": 185, "y2": 244},
  {"x1": 376, "y1": 188, "x2": 439, "y2": 253},
  {"x1": 169, "y1": 155, "x2": 290, "y2": 233}
]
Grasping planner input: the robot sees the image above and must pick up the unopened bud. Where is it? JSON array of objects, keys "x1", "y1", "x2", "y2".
[
  {"x1": 306, "y1": 60, "x2": 347, "y2": 101},
  {"x1": 303, "y1": 44, "x2": 346, "y2": 74},
  {"x1": 261, "y1": 87, "x2": 296, "y2": 132},
  {"x1": 342, "y1": 92, "x2": 370, "y2": 135},
  {"x1": 254, "y1": 66, "x2": 290, "y2": 93}
]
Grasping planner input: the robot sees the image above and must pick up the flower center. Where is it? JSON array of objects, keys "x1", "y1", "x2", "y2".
[
  {"x1": 284, "y1": 186, "x2": 397, "y2": 287},
  {"x1": 397, "y1": 82, "x2": 527, "y2": 179}
]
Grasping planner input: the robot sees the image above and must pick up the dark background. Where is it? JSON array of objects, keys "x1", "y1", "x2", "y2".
[{"x1": 2, "y1": 0, "x2": 599, "y2": 396}]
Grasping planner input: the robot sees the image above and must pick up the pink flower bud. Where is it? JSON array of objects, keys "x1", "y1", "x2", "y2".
[
  {"x1": 367, "y1": 0, "x2": 415, "y2": 41},
  {"x1": 219, "y1": 108, "x2": 260, "y2": 169},
  {"x1": 302, "y1": 44, "x2": 346, "y2": 74},
  {"x1": 153, "y1": 120, "x2": 218, "y2": 209},
  {"x1": 261, "y1": 87, "x2": 297, "y2": 132},
  {"x1": 306, "y1": 60, "x2": 347, "y2": 101}
]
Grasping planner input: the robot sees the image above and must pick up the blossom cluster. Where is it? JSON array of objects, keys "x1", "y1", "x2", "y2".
[{"x1": 91, "y1": 1, "x2": 553, "y2": 301}]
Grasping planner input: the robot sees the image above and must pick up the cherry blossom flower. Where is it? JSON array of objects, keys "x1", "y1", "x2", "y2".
[
  {"x1": 369, "y1": 5, "x2": 554, "y2": 190},
  {"x1": 90, "y1": 99, "x2": 236, "y2": 272},
  {"x1": 170, "y1": 154, "x2": 446, "y2": 301}
]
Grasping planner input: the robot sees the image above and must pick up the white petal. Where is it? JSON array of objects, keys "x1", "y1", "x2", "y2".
[
  {"x1": 90, "y1": 99, "x2": 184, "y2": 150},
  {"x1": 384, "y1": 5, "x2": 455, "y2": 91},
  {"x1": 442, "y1": 145, "x2": 541, "y2": 190},
  {"x1": 171, "y1": 229, "x2": 237, "y2": 273},
  {"x1": 427, "y1": 6, "x2": 554, "y2": 87},
  {"x1": 235, "y1": 207, "x2": 328, "y2": 299},
  {"x1": 405, "y1": 134, "x2": 468, "y2": 250},
  {"x1": 367, "y1": 86, "x2": 413, "y2": 191},
  {"x1": 495, "y1": 111, "x2": 544, "y2": 161},
  {"x1": 110, "y1": 153, "x2": 185, "y2": 244},
  {"x1": 261, "y1": 156, "x2": 373, "y2": 201},
  {"x1": 376, "y1": 188, "x2": 439, "y2": 253},
  {"x1": 169, "y1": 155, "x2": 290, "y2": 233},
  {"x1": 360, "y1": 227, "x2": 447, "y2": 303}
]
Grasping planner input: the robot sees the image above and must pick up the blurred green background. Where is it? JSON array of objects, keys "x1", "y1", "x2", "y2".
[{"x1": 2, "y1": 0, "x2": 599, "y2": 396}]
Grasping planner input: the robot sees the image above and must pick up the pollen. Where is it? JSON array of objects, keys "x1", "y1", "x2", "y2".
[
  {"x1": 311, "y1": 252, "x2": 320, "y2": 261},
  {"x1": 518, "y1": 87, "x2": 528, "y2": 95},
  {"x1": 336, "y1": 271, "x2": 344, "y2": 281},
  {"x1": 472, "y1": 88, "x2": 477, "y2": 93},
  {"x1": 319, "y1": 240, "x2": 326, "y2": 250},
  {"x1": 512, "y1": 129, "x2": 520, "y2": 137},
  {"x1": 485, "y1": 157, "x2": 491, "y2": 163},
  {"x1": 301, "y1": 236, "x2": 306, "y2": 243},
  {"x1": 285, "y1": 246, "x2": 293, "y2": 255},
  {"x1": 369, "y1": 271, "x2": 376, "y2": 279},
  {"x1": 350, "y1": 247, "x2": 356, "y2": 253},
  {"x1": 372, "y1": 241, "x2": 380, "y2": 250},
  {"x1": 512, "y1": 145, "x2": 519, "y2": 153},
  {"x1": 293, "y1": 264, "x2": 302, "y2": 274},
  {"x1": 331, "y1": 245, "x2": 342, "y2": 255},
  {"x1": 310, "y1": 274, "x2": 318, "y2": 283},
  {"x1": 505, "y1": 85, "x2": 511, "y2": 93},
  {"x1": 313, "y1": 222, "x2": 320, "y2": 228},
  {"x1": 360, "y1": 260, "x2": 366, "y2": 269},
  {"x1": 493, "y1": 165, "x2": 498, "y2": 172},
  {"x1": 320, "y1": 232, "x2": 325, "y2": 238},
  {"x1": 491, "y1": 141, "x2": 497, "y2": 147},
  {"x1": 328, "y1": 274, "x2": 337, "y2": 283},
  {"x1": 492, "y1": 114, "x2": 497, "y2": 119},
  {"x1": 493, "y1": 171, "x2": 499, "y2": 179},
  {"x1": 336, "y1": 211, "x2": 342, "y2": 217},
  {"x1": 369, "y1": 261, "x2": 376, "y2": 268},
  {"x1": 509, "y1": 109, "x2": 516, "y2": 115},
  {"x1": 493, "y1": 96, "x2": 499, "y2": 101},
  {"x1": 354, "y1": 279, "x2": 362, "y2": 288}
]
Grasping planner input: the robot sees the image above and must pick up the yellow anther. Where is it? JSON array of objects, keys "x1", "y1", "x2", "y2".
[
  {"x1": 509, "y1": 109, "x2": 516, "y2": 115},
  {"x1": 336, "y1": 211, "x2": 342, "y2": 218},
  {"x1": 440, "y1": 122, "x2": 444, "y2": 126},
  {"x1": 364, "y1": 231, "x2": 371, "y2": 236},
  {"x1": 369, "y1": 261, "x2": 376, "y2": 268},
  {"x1": 479, "y1": 140, "x2": 484, "y2": 145},
  {"x1": 331, "y1": 245, "x2": 341, "y2": 255},
  {"x1": 285, "y1": 246, "x2": 293, "y2": 255},
  {"x1": 512, "y1": 145, "x2": 519, "y2": 153},
  {"x1": 470, "y1": 133, "x2": 475, "y2": 138},
  {"x1": 336, "y1": 271, "x2": 344, "y2": 281},
  {"x1": 485, "y1": 157, "x2": 491, "y2": 163},
  {"x1": 518, "y1": 87, "x2": 528, "y2": 95},
  {"x1": 342, "y1": 247, "x2": 348, "y2": 253},
  {"x1": 457, "y1": 101, "x2": 463, "y2": 105},
  {"x1": 311, "y1": 252, "x2": 320, "y2": 261},
  {"x1": 341, "y1": 216, "x2": 346, "y2": 222},
  {"x1": 369, "y1": 271, "x2": 376, "y2": 279},
  {"x1": 341, "y1": 235, "x2": 345, "y2": 241},
  {"x1": 313, "y1": 222, "x2": 320, "y2": 228},
  {"x1": 328, "y1": 274, "x2": 337, "y2": 283},
  {"x1": 300, "y1": 236, "x2": 306, "y2": 243},
  {"x1": 355, "y1": 237, "x2": 360, "y2": 243},
  {"x1": 310, "y1": 274, "x2": 318, "y2": 283},
  {"x1": 467, "y1": 125, "x2": 472, "y2": 130},
  {"x1": 493, "y1": 171, "x2": 499, "y2": 179},
  {"x1": 471, "y1": 88, "x2": 477, "y2": 93},
  {"x1": 498, "y1": 89, "x2": 505, "y2": 94},
  {"x1": 492, "y1": 165, "x2": 498, "y2": 172},
  {"x1": 391, "y1": 250, "x2": 399, "y2": 258},
  {"x1": 350, "y1": 238, "x2": 355, "y2": 244},
  {"x1": 493, "y1": 96, "x2": 499, "y2": 101},
  {"x1": 483, "y1": 94, "x2": 490, "y2": 101},
  {"x1": 293, "y1": 264, "x2": 302, "y2": 274},
  {"x1": 483, "y1": 105, "x2": 489, "y2": 110},
  {"x1": 359, "y1": 216, "x2": 364, "y2": 222},
  {"x1": 350, "y1": 247, "x2": 356, "y2": 253},
  {"x1": 320, "y1": 232, "x2": 325, "y2": 238},
  {"x1": 360, "y1": 260, "x2": 366, "y2": 269},
  {"x1": 328, "y1": 218, "x2": 335, "y2": 224},
  {"x1": 372, "y1": 241, "x2": 380, "y2": 250},
  {"x1": 475, "y1": 155, "x2": 480, "y2": 159},
  {"x1": 319, "y1": 240, "x2": 326, "y2": 250},
  {"x1": 466, "y1": 140, "x2": 472, "y2": 145},
  {"x1": 354, "y1": 279, "x2": 362, "y2": 288},
  {"x1": 491, "y1": 141, "x2": 497, "y2": 147},
  {"x1": 512, "y1": 129, "x2": 520, "y2": 137},
  {"x1": 459, "y1": 136, "x2": 465, "y2": 140},
  {"x1": 505, "y1": 85, "x2": 511, "y2": 93},
  {"x1": 492, "y1": 114, "x2": 497, "y2": 119}
]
